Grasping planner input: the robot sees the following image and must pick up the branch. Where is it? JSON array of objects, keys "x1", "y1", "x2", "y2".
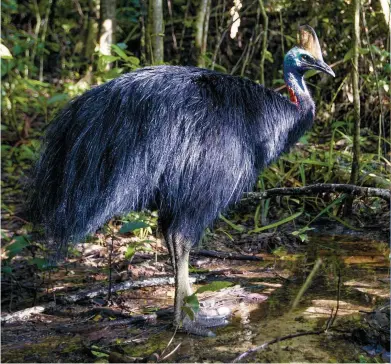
[
  {"x1": 63, "y1": 275, "x2": 206, "y2": 303},
  {"x1": 242, "y1": 183, "x2": 390, "y2": 202},
  {"x1": 233, "y1": 330, "x2": 324, "y2": 362},
  {"x1": 194, "y1": 249, "x2": 262, "y2": 261}
]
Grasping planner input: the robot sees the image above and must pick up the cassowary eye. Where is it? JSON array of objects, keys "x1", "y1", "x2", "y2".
[{"x1": 302, "y1": 54, "x2": 312, "y2": 63}]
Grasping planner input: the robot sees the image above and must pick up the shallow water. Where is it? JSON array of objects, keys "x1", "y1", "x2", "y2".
[{"x1": 2, "y1": 232, "x2": 390, "y2": 363}]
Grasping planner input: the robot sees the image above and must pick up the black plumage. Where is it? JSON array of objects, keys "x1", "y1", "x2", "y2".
[{"x1": 29, "y1": 26, "x2": 334, "y2": 335}]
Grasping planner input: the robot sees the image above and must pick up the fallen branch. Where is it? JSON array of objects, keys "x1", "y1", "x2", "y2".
[
  {"x1": 55, "y1": 311, "x2": 172, "y2": 334},
  {"x1": 193, "y1": 249, "x2": 262, "y2": 261},
  {"x1": 1, "y1": 302, "x2": 55, "y2": 323},
  {"x1": 233, "y1": 330, "x2": 324, "y2": 362},
  {"x1": 63, "y1": 274, "x2": 206, "y2": 303},
  {"x1": 243, "y1": 183, "x2": 390, "y2": 202}
]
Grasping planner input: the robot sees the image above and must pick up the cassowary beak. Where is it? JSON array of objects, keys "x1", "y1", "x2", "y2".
[{"x1": 313, "y1": 60, "x2": 335, "y2": 77}]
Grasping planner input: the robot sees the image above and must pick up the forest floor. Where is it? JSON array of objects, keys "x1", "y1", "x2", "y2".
[{"x1": 1, "y1": 219, "x2": 390, "y2": 363}]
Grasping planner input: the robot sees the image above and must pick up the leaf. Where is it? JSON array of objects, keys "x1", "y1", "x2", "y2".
[
  {"x1": 47, "y1": 94, "x2": 69, "y2": 105},
  {"x1": 91, "y1": 351, "x2": 109, "y2": 358},
  {"x1": 116, "y1": 42, "x2": 128, "y2": 50},
  {"x1": 119, "y1": 221, "x2": 149, "y2": 234},
  {"x1": 195, "y1": 281, "x2": 233, "y2": 294},
  {"x1": 111, "y1": 44, "x2": 128, "y2": 60},
  {"x1": 19, "y1": 145, "x2": 36, "y2": 160},
  {"x1": 264, "y1": 50, "x2": 274, "y2": 63},
  {"x1": 126, "y1": 56, "x2": 140, "y2": 66},
  {"x1": 5, "y1": 236, "x2": 29, "y2": 257},
  {"x1": 249, "y1": 211, "x2": 303, "y2": 233},
  {"x1": 184, "y1": 293, "x2": 199, "y2": 308},
  {"x1": 0, "y1": 44, "x2": 13, "y2": 59},
  {"x1": 304, "y1": 69, "x2": 318, "y2": 78},
  {"x1": 272, "y1": 246, "x2": 288, "y2": 257},
  {"x1": 219, "y1": 214, "x2": 245, "y2": 232},
  {"x1": 99, "y1": 55, "x2": 120, "y2": 63},
  {"x1": 343, "y1": 48, "x2": 354, "y2": 62},
  {"x1": 182, "y1": 306, "x2": 195, "y2": 321},
  {"x1": 358, "y1": 47, "x2": 369, "y2": 55},
  {"x1": 124, "y1": 245, "x2": 136, "y2": 260},
  {"x1": 1, "y1": 266, "x2": 12, "y2": 275},
  {"x1": 28, "y1": 258, "x2": 51, "y2": 270}
]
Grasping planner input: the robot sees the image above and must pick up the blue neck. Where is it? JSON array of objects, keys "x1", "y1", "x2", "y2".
[{"x1": 283, "y1": 57, "x2": 315, "y2": 118}]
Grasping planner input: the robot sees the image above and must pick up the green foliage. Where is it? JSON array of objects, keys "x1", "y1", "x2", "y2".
[
  {"x1": 120, "y1": 211, "x2": 157, "y2": 239},
  {"x1": 249, "y1": 211, "x2": 303, "y2": 234},
  {"x1": 3, "y1": 235, "x2": 29, "y2": 260},
  {"x1": 119, "y1": 221, "x2": 150, "y2": 234},
  {"x1": 182, "y1": 281, "x2": 234, "y2": 321},
  {"x1": 28, "y1": 257, "x2": 53, "y2": 271},
  {"x1": 195, "y1": 281, "x2": 233, "y2": 294},
  {"x1": 1, "y1": 0, "x2": 388, "y2": 279}
]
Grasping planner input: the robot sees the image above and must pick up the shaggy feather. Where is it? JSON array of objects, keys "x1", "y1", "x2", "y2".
[{"x1": 29, "y1": 65, "x2": 314, "y2": 251}]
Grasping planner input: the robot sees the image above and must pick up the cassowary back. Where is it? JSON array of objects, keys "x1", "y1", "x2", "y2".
[{"x1": 29, "y1": 66, "x2": 300, "y2": 249}]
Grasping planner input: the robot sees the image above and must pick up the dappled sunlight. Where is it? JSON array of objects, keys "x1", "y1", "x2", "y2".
[
  {"x1": 303, "y1": 299, "x2": 368, "y2": 319},
  {"x1": 343, "y1": 279, "x2": 389, "y2": 298}
]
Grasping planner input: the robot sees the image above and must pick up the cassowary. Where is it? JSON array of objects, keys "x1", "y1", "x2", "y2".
[{"x1": 29, "y1": 25, "x2": 334, "y2": 336}]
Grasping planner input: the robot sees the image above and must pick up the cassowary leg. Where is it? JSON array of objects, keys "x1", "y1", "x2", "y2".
[
  {"x1": 164, "y1": 233, "x2": 176, "y2": 275},
  {"x1": 173, "y1": 238, "x2": 192, "y2": 326},
  {"x1": 172, "y1": 234, "x2": 230, "y2": 337}
]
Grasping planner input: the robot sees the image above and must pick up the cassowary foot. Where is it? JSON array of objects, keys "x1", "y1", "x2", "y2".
[{"x1": 182, "y1": 307, "x2": 231, "y2": 337}]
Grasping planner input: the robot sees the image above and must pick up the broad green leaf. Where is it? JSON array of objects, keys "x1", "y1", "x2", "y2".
[
  {"x1": 127, "y1": 56, "x2": 140, "y2": 66},
  {"x1": 5, "y1": 236, "x2": 29, "y2": 257},
  {"x1": 124, "y1": 245, "x2": 136, "y2": 260},
  {"x1": 47, "y1": 94, "x2": 69, "y2": 105},
  {"x1": 99, "y1": 55, "x2": 120, "y2": 63},
  {"x1": 28, "y1": 258, "x2": 51, "y2": 270},
  {"x1": 119, "y1": 221, "x2": 149, "y2": 234},
  {"x1": 195, "y1": 281, "x2": 233, "y2": 294},
  {"x1": 184, "y1": 293, "x2": 199, "y2": 315},
  {"x1": 111, "y1": 44, "x2": 128, "y2": 59},
  {"x1": 358, "y1": 47, "x2": 369, "y2": 55}
]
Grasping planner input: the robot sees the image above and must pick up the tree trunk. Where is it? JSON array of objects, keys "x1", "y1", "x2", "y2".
[
  {"x1": 379, "y1": 0, "x2": 390, "y2": 27},
  {"x1": 150, "y1": 0, "x2": 164, "y2": 64},
  {"x1": 201, "y1": 0, "x2": 211, "y2": 63},
  {"x1": 84, "y1": 0, "x2": 97, "y2": 61},
  {"x1": 99, "y1": 0, "x2": 116, "y2": 60},
  {"x1": 345, "y1": 0, "x2": 361, "y2": 215},
  {"x1": 140, "y1": 0, "x2": 147, "y2": 65},
  {"x1": 195, "y1": 0, "x2": 210, "y2": 67},
  {"x1": 258, "y1": 0, "x2": 268, "y2": 85},
  {"x1": 350, "y1": 0, "x2": 361, "y2": 185}
]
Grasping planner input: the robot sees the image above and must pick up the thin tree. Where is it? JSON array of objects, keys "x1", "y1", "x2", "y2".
[
  {"x1": 258, "y1": 0, "x2": 268, "y2": 85},
  {"x1": 195, "y1": 0, "x2": 211, "y2": 67},
  {"x1": 350, "y1": 0, "x2": 361, "y2": 186},
  {"x1": 150, "y1": 0, "x2": 164, "y2": 64},
  {"x1": 345, "y1": 0, "x2": 361, "y2": 215},
  {"x1": 99, "y1": 0, "x2": 116, "y2": 66}
]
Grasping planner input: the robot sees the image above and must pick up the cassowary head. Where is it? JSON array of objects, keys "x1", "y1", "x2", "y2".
[{"x1": 284, "y1": 25, "x2": 335, "y2": 77}]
